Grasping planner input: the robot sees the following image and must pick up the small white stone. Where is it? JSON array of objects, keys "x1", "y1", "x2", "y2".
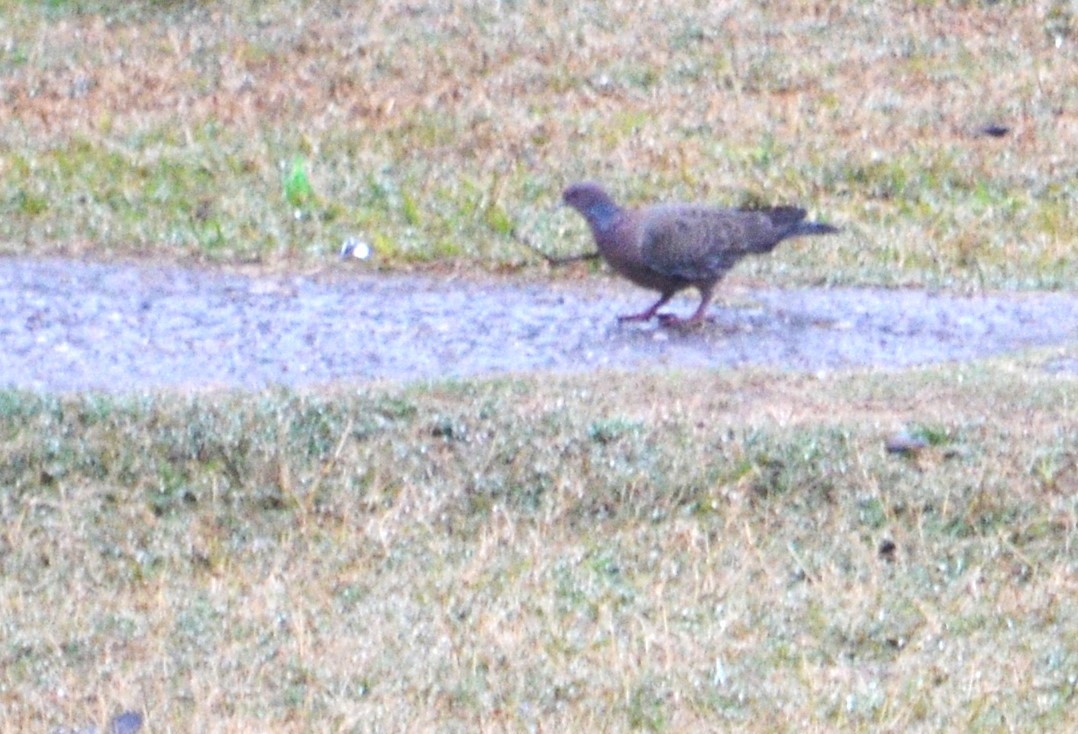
[{"x1": 340, "y1": 237, "x2": 371, "y2": 260}]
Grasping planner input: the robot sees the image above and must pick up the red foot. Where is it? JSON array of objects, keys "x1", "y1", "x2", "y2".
[
  {"x1": 657, "y1": 312, "x2": 707, "y2": 329},
  {"x1": 617, "y1": 311, "x2": 658, "y2": 323}
]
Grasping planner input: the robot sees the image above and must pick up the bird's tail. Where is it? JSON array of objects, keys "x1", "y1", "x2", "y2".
[
  {"x1": 790, "y1": 220, "x2": 840, "y2": 237},
  {"x1": 754, "y1": 206, "x2": 839, "y2": 241}
]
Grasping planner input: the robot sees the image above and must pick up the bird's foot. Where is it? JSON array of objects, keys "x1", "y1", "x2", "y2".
[
  {"x1": 656, "y1": 312, "x2": 708, "y2": 329},
  {"x1": 617, "y1": 311, "x2": 658, "y2": 323}
]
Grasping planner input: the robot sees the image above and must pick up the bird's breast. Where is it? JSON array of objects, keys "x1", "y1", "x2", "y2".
[{"x1": 595, "y1": 221, "x2": 685, "y2": 292}]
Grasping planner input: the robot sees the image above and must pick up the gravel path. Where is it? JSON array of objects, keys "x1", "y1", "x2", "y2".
[{"x1": 1, "y1": 258, "x2": 1074, "y2": 392}]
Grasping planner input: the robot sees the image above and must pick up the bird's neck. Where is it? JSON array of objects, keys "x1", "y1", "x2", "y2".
[{"x1": 585, "y1": 201, "x2": 622, "y2": 235}]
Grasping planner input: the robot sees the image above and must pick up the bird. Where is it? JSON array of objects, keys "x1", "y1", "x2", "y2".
[{"x1": 562, "y1": 181, "x2": 839, "y2": 326}]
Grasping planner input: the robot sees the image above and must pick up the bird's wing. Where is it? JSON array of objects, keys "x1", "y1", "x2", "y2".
[{"x1": 639, "y1": 205, "x2": 776, "y2": 281}]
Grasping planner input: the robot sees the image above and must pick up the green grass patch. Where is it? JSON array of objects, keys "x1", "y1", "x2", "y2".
[
  {"x1": 0, "y1": 1, "x2": 1074, "y2": 287},
  {"x1": 1, "y1": 364, "x2": 1075, "y2": 730}
]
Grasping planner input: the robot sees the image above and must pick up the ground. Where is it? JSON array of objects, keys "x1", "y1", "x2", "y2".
[{"x1": 1, "y1": 257, "x2": 1076, "y2": 391}]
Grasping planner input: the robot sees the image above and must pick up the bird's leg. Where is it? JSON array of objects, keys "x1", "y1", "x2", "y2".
[
  {"x1": 658, "y1": 284, "x2": 716, "y2": 328},
  {"x1": 618, "y1": 291, "x2": 675, "y2": 323}
]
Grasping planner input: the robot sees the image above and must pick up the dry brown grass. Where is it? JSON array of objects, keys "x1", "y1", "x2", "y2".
[
  {"x1": 1, "y1": 0, "x2": 1074, "y2": 286},
  {"x1": 2, "y1": 359, "x2": 1075, "y2": 731}
]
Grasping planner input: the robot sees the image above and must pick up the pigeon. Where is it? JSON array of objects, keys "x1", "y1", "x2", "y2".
[{"x1": 563, "y1": 182, "x2": 839, "y2": 326}]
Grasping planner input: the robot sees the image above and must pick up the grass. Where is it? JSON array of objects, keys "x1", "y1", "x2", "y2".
[
  {"x1": 0, "y1": 0, "x2": 1075, "y2": 287},
  {"x1": 1, "y1": 362, "x2": 1076, "y2": 731}
]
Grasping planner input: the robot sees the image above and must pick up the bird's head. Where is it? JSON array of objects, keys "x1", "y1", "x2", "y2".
[{"x1": 562, "y1": 181, "x2": 620, "y2": 231}]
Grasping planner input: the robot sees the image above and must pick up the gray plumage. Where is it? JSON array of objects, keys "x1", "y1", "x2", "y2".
[{"x1": 563, "y1": 181, "x2": 839, "y2": 325}]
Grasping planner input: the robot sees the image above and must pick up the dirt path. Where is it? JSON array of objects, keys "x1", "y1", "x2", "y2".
[{"x1": 1, "y1": 258, "x2": 1074, "y2": 392}]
